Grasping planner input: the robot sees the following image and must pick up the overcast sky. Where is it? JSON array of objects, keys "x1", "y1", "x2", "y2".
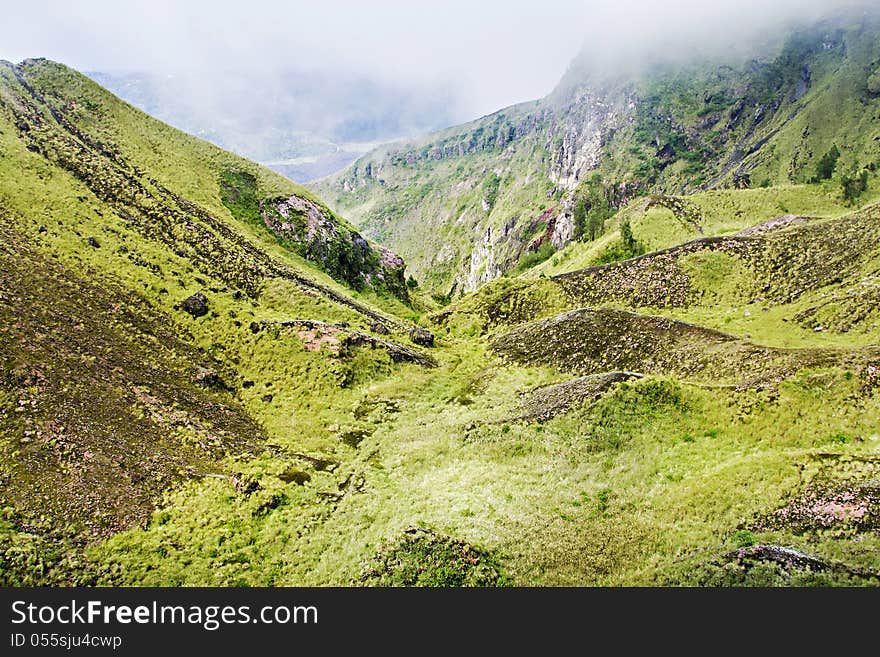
[{"x1": 0, "y1": 0, "x2": 870, "y2": 119}]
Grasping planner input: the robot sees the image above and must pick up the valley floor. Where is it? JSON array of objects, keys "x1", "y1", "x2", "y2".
[{"x1": 9, "y1": 205, "x2": 880, "y2": 587}]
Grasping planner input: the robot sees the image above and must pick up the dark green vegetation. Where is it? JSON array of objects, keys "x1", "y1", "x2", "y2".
[
  {"x1": 314, "y1": 9, "x2": 880, "y2": 297},
  {"x1": 358, "y1": 527, "x2": 508, "y2": 586},
  {"x1": 2, "y1": 10, "x2": 880, "y2": 587}
]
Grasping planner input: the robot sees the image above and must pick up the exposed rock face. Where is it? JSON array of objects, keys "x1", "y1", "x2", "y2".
[
  {"x1": 550, "y1": 204, "x2": 575, "y2": 250},
  {"x1": 379, "y1": 246, "x2": 404, "y2": 270},
  {"x1": 461, "y1": 226, "x2": 503, "y2": 294},
  {"x1": 547, "y1": 87, "x2": 637, "y2": 190}
]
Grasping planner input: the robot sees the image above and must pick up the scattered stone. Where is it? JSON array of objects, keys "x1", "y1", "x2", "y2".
[
  {"x1": 517, "y1": 371, "x2": 643, "y2": 422},
  {"x1": 410, "y1": 327, "x2": 435, "y2": 347},
  {"x1": 232, "y1": 290, "x2": 243, "y2": 300},
  {"x1": 37, "y1": 225, "x2": 46, "y2": 233},
  {"x1": 752, "y1": 455, "x2": 880, "y2": 535},
  {"x1": 272, "y1": 319, "x2": 436, "y2": 367},
  {"x1": 177, "y1": 292, "x2": 209, "y2": 318},
  {"x1": 242, "y1": 380, "x2": 255, "y2": 389},
  {"x1": 261, "y1": 393, "x2": 273, "y2": 403},
  {"x1": 725, "y1": 544, "x2": 827, "y2": 570},
  {"x1": 249, "y1": 321, "x2": 262, "y2": 334},
  {"x1": 87, "y1": 236, "x2": 100, "y2": 248},
  {"x1": 193, "y1": 367, "x2": 223, "y2": 387},
  {"x1": 370, "y1": 320, "x2": 390, "y2": 335}
]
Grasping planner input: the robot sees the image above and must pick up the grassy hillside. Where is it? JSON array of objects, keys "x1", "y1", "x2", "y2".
[
  {"x1": 1, "y1": 59, "x2": 412, "y2": 302},
  {"x1": 0, "y1": 59, "x2": 433, "y2": 583},
  {"x1": 1, "y1": 56, "x2": 878, "y2": 588},
  {"x1": 314, "y1": 8, "x2": 880, "y2": 297}
]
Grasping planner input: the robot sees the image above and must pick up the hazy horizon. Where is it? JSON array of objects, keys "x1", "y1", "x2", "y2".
[
  {"x1": 3, "y1": 0, "x2": 873, "y2": 181},
  {"x1": 4, "y1": 1, "x2": 872, "y2": 122}
]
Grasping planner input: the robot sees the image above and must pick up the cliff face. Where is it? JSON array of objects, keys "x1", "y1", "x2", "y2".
[
  {"x1": 546, "y1": 86, "x2": 637, "y2": 191},
  {"x1": 315, "y1": 94, "x2": 626, "y2": 296},
  {"x1": 313, "y1": 9, "x2": 880, "y2": 296}
]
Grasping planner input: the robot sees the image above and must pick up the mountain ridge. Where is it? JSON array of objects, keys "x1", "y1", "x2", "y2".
[{"x1": 313, "y1": 8, "x2": 880, "y2": 297}]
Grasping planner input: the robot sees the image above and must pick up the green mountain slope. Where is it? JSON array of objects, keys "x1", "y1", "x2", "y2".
[
  {"x1": 0, "y1": 59, "x2": 432, "y2": 583},
  {"x1": 313, "y1": 9, "x2": 880, "y2": 297},
  {"x1": 1, "y1": 50, "x2": 879, "y2": 588},
  {"x1": 1, "y1": 59, "x2": 411, "y2": 302}
]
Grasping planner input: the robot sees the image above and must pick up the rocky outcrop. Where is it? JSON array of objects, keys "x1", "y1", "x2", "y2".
[
  {"x1": 254, "y1": 319, "x2": 437, "y2": 367},
  {"x1": 213, "y1": 165, "x2": 410, "y2": 302},
  {"x1": 460, "y1": 226, "x2": 504, "y2": 294},
  {"x1": 547, "y1": 87, "x2": 637, "y2": 190},
  {"x1": 261, "y1": 194, "x2": 409, "y2": 300},
  {"x1": 409, "y1": 327, "x2": 435, "y2": 348}
]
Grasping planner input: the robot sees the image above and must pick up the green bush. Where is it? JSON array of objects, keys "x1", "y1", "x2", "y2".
[
  {"x1": 481, "y1": 172, "x2": 501, "y2": 211},
  {"x1": 868, "y1": 69, "x2": 880, "y2": 95},
  {"x1": 841, "y1": 169, "x2": 868, "y2": 205},
  {"x1": 359, "y1": 527, "x2": 508, "y2": 587},
  {"x1": 594, "y1": 217, "x2": 646, "y2": 264},
  {"x1": 815, "y1": 145, "x2": 841, "y2": 181},
  {"x1": 573, "y1": 174, "x2": 615, "y2": 241},
  {"x1": 732, "y1": 530, "x2": 756, "y2": 548},
  {"x1": 513, "y1": 241, "x2": 555, "y2": 273}
]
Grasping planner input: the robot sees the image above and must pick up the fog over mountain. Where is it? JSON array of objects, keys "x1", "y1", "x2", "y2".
[
  {"x1": 3, "y1": 1, "x2": 871, "y2": 181},
  {"x1": 87, "y1": 68, "x2": 464, "y2": 181}
]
